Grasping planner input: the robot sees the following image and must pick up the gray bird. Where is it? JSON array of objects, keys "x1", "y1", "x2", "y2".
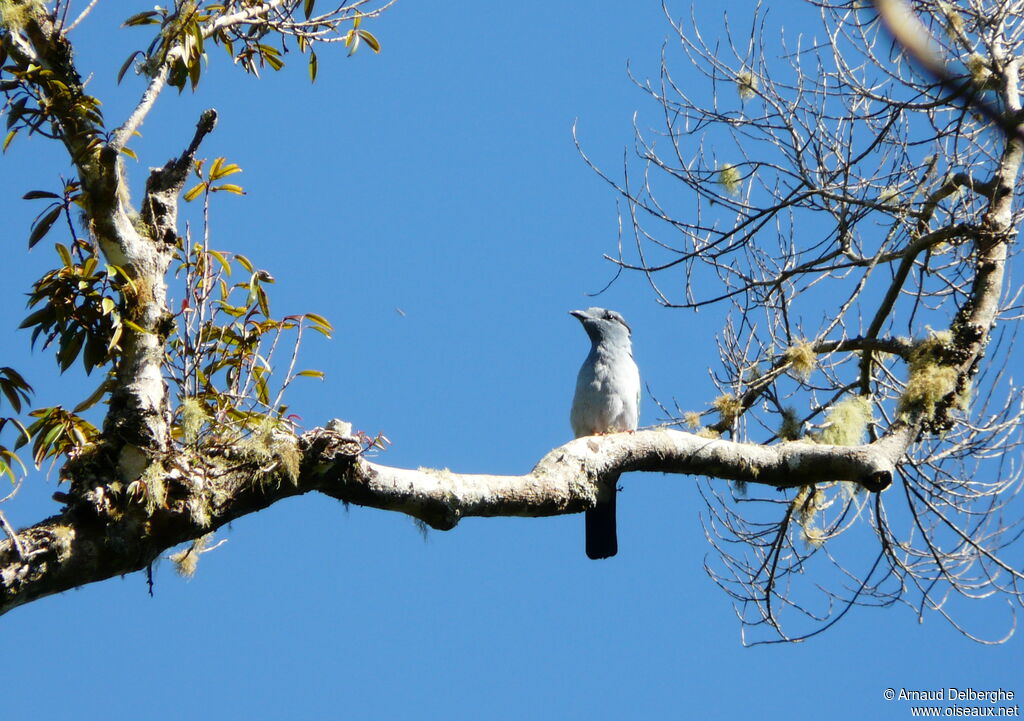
[{"x1": 569, "y1": 307, "x2": 640, "y2": 559}]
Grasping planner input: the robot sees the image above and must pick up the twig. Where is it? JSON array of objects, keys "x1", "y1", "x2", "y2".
[
  {"x1": 0, "y1": 510, "x2": 25, "y2": 561},
  {"x1": 872, "y1": 0, "x2": 1024, "y2": 142},
  {"x1": 65, "y1": 0, "x2": 101, "y2": 33},
  {"x1": 110, "y1": 66, "x2": 171, "y2": 151}
]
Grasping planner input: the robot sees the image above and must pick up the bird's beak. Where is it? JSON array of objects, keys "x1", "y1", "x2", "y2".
[{"x1": 569, "y1": 310, "x2": 587, "y2": 321}]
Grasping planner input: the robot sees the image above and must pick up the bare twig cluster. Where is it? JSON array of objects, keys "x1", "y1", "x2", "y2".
[{"x1": 578, "y1": 0, "x2": 1024, "y2": 642}]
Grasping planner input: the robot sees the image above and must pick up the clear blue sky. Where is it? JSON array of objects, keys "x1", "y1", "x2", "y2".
[{"x1": 1, "y1": 2, "x2": 1020, "y2": 719}]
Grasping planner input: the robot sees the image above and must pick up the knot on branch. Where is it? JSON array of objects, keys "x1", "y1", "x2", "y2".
[
  {"x1": 861, "y1": 470, "x2": 892, "y2": 493},
  {"x1": 140, "y1": 109, "x2": 218, "y2": 245},
  {"x1": 299, "y1": 423, "x2": 363, "y2": 478}
]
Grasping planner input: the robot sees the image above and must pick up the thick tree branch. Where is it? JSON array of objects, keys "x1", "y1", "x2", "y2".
[
  {"x1": 110, "y1": 65, "x2": 171, "y2": 152},
  {"x1": 0, "y1": 425, "x2": 902, "y2": 616},
  {"x1": 101, "y1": 112, "x2": 219, "y2": 470}
]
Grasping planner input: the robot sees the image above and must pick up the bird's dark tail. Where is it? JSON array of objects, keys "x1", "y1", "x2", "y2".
[{"x1": 585, "y1": 490, "x2": 617, "y2": 560}]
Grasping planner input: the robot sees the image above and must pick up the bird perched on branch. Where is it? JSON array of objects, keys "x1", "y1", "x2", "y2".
[{"x1": 569, "y1": 307, "x2": 640, "y2": 559}]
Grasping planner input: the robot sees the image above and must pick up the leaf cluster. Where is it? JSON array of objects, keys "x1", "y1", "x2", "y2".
[
  {"x1": 20, "y1": 204, "x2": 130, "y2": 378},
  {"x1": 3, "y1": 149, "x2": 331, "y2": 485},
  {"x1": 15, "y1": 405, "x2": 98, "y2": 470},
  {"x1": 0, "y1": 367, "x2": 32, "y2": 483},
  {"x1": 168, "y1": 156, "x2": 331, "y2": 447},
  {"x1": 0, "y1": 30, "x2": 104, "y2": 152},
  {"x1": 118, "y1": 1, "x2": 381, "y2": 92}
]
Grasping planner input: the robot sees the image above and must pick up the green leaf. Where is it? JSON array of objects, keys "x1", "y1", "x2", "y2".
[
  {"x1": 55, "y1": 242, "x2": 73, "y2": 267},
  {"x1": 359, "y1": 29, "x2": 381, "y2": 53},
  {"x1": 192, "y1": 20, "x2": 205, "y2": 57},
  {"x1": 208, "y1": 249, "x2": 232, "y2": 275},
  {"x1": 3, "y1": 129, "x2": 19, "y2": 152},
  {"x1": 304, "y1": 313, "x2": 333, "y2": 336},
  {"x1": 7, "y1": 97, "x2": 27, "y2": 130},
  {"x1": 19, "y1": 307, "x2": 54, "y2": 331},
  {"x1": 265, "y1": 53, "x2": 284, "y2": 72},
  {"x1": 7, "y1": 417, "x2": 30, "y2": 444},
  {"x1": 304, "y1": 0, "x2": 315, "y2": 19},
  {"x1": 123, "y1": 10, "x2": 161, "y2": 26},
  {"x1": 212, "y1": 183, "x2": 245, "y2": 195},
  {"x1": 0, "y1": 367, "x2": 32, "y2": 390},
  {"x1": 183, "y1": 182, "x2": 206, "y2": 202},
  {"x1": 346, "y1": 31, "x2": 361, "y2": 55},
  {"x1": 0, "y1": 386, "x2": 23, "y2": 412},
  {"x1": 256, "y1": 376, "x2": 270, "y2": 405},
  {"x1": 296, "y1": 370, "x2": 325, "y2": 379},
  {"x1": 82, "y1": 333, "x2": 107, "y2": 373},
  {"x1": 29, "y1": 205, "x2": 63, "y2": 248},
  {"x1": 216, "y1": 163, "x2": 242, "y2": 179},
  {"x1": 210, "y1": 160, "x2": 242, "y2": 181},
  {"x1": 23, "y1": 190, "x2": 61, "y2": 200},
  {"x1": 256, "y1": 286, "x2": 270, "y2": 317},
  {"x1": 309, "y1": 52, "x2": 318, "y2": 83},
  {"x1": 0, "y1": 368, "x2": 32, "y2": 413},
  {"x1": 35, "y1": 423, "x2": 64, "y2": 466},
  {"x1": 0, "y1": 448, "x2": 27, "y2": 483},
  {"x1": 73, "y1": 378, "x2": 113, "y2": 413},
  {"x1": 106, "y1": 322, "x2": 123, "y2": 355},
  {"x1": 117, "y1": 51, "x2": 143, "y2": 84},
  {"x1": 58, "y1": 331, "x2": 85, "y2": 372},
  {"x1": 234, "y1": 254, "x2": 254, "y2": 273},
  {"x1": 108, "y1": 265, "x2": 138, "y2": 294},
  {"x1": 122, "y1": 319, "x2": 153, "y2": 335}
]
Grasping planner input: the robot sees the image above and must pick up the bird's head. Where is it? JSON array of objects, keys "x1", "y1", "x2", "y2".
[{"x1": 570, "y1": 307, "x2": 632, "y2": 346}]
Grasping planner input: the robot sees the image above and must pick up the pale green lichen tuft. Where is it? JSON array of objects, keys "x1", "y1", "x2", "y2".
[
  {"x1": 820, "y1": 396, "x2": 873, "y2": 447},
  {"x1": 793, "y1": 485, "x2": 826, "y2": 547},
  {"x1": 736, "y1": 70, "x2": 758, "y2": 101},
  {"x1": 878, "y1": 186, "x2": 900, "y2": 204},
  {"x1": 0, "y1": 0, "x2": 42, "y2": 30},
  {"x1": 272, "y1": 436, "x2": 302, "y2": 485},
  {"x1": 783, "y1": 339, "x2": 816, "y2": 381},
  {"x1": 800, "y1": 523, "x2": 825, "y2": 549},
  {"x1": 717, "y1": 164, "x2": 742, "y2": 196},
  {"x1": 794, "y1": 485, "x2": 816, "y2": 524},
  {"x1": 187, "y1": 492, "x2": 212, "y2": 528},
  {"x1": 181, "y1": 398, "x2": 209, "y2": 445},
  {"x1": 143, "y1": 464, "x2": 168, "y2": 512},
  {"x1": 236, "y1": 420, "x2": 302, "y2": 487},
  {"x1": 966, "y1": 53, "x2": 995, "y2": 88},
  {"x1": 170, "y1": 533, "x2": 214, "y2": 579},
  {"x1": 938, "y1": 0, "x2": 965, "y2": 35},
  {"x1": 713, "y1": 394, "x2": 742, "y2": 426},
  {"x1": 898, "y1": 331, "x2": 967, "y2": 419},
  {"x1": 683, "y1": 412, "x2": 702, "y2": 429}
]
